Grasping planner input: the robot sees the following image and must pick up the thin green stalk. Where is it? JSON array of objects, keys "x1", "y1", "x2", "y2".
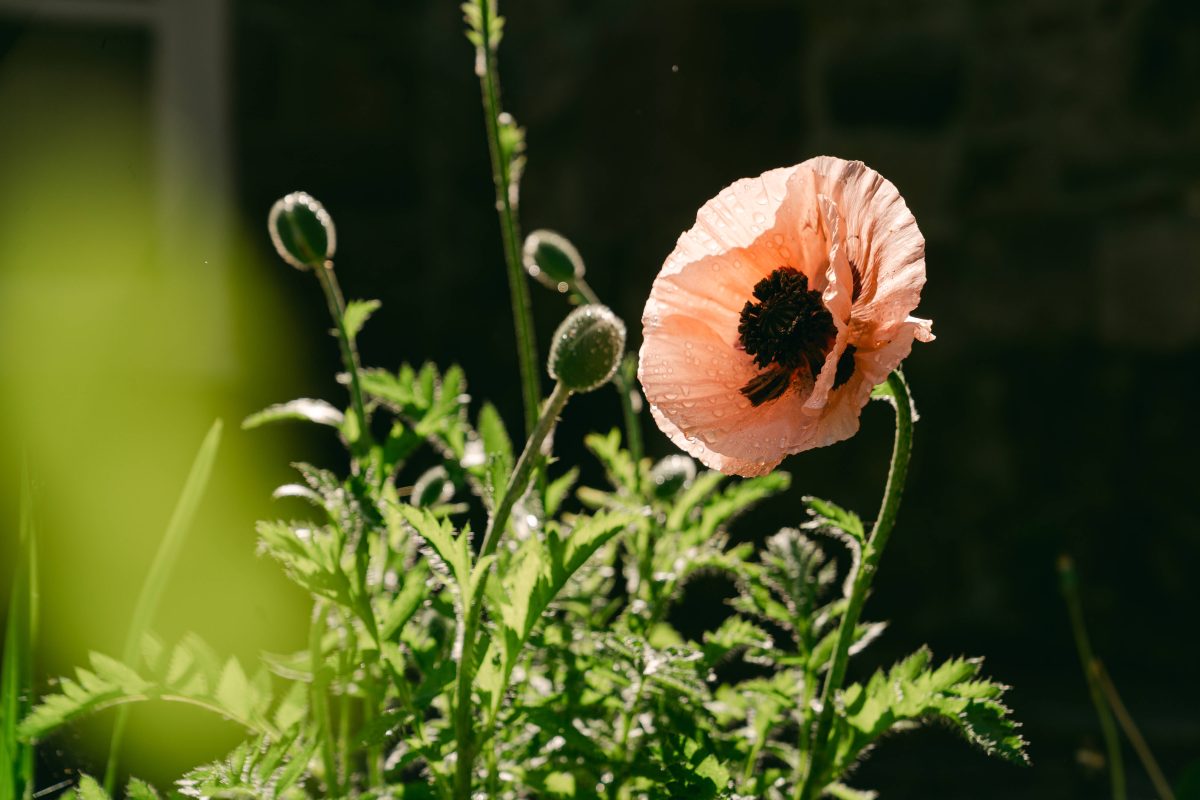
[
  {"x1": 797, "y1": 370, "x2": 913, "y2": 800},
  {"x1": 474, "y1": 0, "x2": 541, "y2": 438},
  {"x1": 1093, "y1": 662, "x2": 1175, "y2": 800},
  {"x1": 104, "y1": 420, "x2": 223, "y2": 793},
  {"x1": 363, "y1": 670, "x2": 384, "y2": 789},
  {"x1": 453, "y1": 382, "x2": 573, "y2": 800},
  {"x1": 314, "y1": 262, "x2": 371, "y2": 452},
  {"x1": 1059, "y1": 556, "x2": 1126, "y2": 800},
  {"x1": 2, "y1": 461, "x2": 39, "y2": 800},
  {"x1": 609, "y1": 669, "x2": 650, "y2": 800},
  {"x1": 310, "y1": 602, "x2": 340, "y2": 798}
]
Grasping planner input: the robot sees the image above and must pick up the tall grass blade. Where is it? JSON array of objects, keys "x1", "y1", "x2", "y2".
[
  {"x1": 103, "y1": 421, "x2": 223, "y2": 793},
  {"x1": 2, "y1": 460, "x2": 40, "y2": 800}
]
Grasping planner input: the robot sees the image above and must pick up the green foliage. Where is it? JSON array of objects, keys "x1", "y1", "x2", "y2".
[
  {"x1": 177, "y1": 731, "x2": 314, "y2": 799},
  {"x1": 15, "y1": 9, "x2": 1026, "y2": 795},
  {"x1": 823, "y1": 647, "x2": 1029, "y2": 782},
  {"x1": 19, "y1": 634, "x2": 291, "y2": 743}
]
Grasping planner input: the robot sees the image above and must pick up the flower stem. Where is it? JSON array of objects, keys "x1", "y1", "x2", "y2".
[
  {"x1": 452, "y1": 382, "x2": 573, "y2": 799},
  {"x1": 1059, "y1": 556, "x2": 1127, "y2": 800},
  {"x1": 1092, "y1": 661, "x2": 1174, "y2": 800},
  {"x1": 313, "y1": 261, "x2": 371, "y2": 453},
  {"x1": 797, "y1": 370, "x2": 913, "y2": 800},
  {"x1": 475, "y1": 0, "x2": 540, "y2": 438}
]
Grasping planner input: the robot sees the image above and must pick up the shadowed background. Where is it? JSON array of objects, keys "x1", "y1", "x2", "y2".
[{"x1": 1, "y1": 0, "x2": 1198, "y2": 797}]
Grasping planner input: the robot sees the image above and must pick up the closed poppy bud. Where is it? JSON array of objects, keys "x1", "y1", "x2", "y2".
[
  {"x1": 268, "y1": 191, "x2": 336, "y2": 270},
  {"x1": 523, "y1": 229, "x2": 584, "y2": 293},
  {"x1": 548, "y1": 305, "x2": 626, "y2": 393}
]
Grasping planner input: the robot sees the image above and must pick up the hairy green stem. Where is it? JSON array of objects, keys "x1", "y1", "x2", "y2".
[
  {"x1": 797, "y1": 370, "x2": 913, "y2": 800},
  {"x1": 453, "y1": 382, "x2": 573, "y2": 799},
  {"x1": 1059, "y1": 556, "x2": 1126, "y2": 800},
  {"x1": 314, "y1": 262, "x2": 371, "y2": 453},
  {"x1": 475, "y1": 0, "x2": 540, "y2": 438}
]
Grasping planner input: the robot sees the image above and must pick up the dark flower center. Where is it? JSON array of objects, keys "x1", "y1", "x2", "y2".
[{"x1": 738, "y1": 267, "x2": 851, "y2": 406}]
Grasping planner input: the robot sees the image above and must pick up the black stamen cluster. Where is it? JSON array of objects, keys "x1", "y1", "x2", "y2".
[{"x1": 738, "y1": 267, "x2": 836, "y2": 375}]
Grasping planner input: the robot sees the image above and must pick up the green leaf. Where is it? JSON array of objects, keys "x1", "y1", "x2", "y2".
[
  {"x1": 343, "y1": 298, "x2": 381, "y2": 342},
  {"x1": 389, "y1": 504, "x2": 473, "y2": 597},
  {"x1": 19, "y1": 635, "x2": 280, "y2": 743},
  {"x1": 544, "y1": 467, "x2": 579, "y2": 517},
  {"x1": 2, "y1": 461, "x2": 38, "y2": 800},
  {"x1": 125, "y1": 777, "x2": 160, "y2": 800},
  {"x1": 257, "y1": 520, "x2": 353, "y2": 607},
  {"x1": 76, "y1": 774, "x2": 111, "y2": 800},
  {"x1": 177, "y1": 730, "x2": 314, "y2": 799},
  {"x1": 702, "y1": 616, "x2": 774, "y2": 667},
  {"x1": 242, "y1": 399, "x2": 344, "y2": 430},
  {"x1": 825, "y1": 647, "x2": 1028, "y2": 783},
  {"x1": 477, "y1": 512, "x2": 636, "y2": 716},
  {"x1": 584, "y1": 429, "x2": 638, "y2": 494},
  {"x1": 665, "y1": 471, "x2": 725, "y2": 531},
  {"x1": 699, "y1": 472, "x2": 790, "y2": 541},
  {"x1": 476, "y1": 401, "x2": 513, "y2": 504},
  {"x1": 803, "y1": 495, "x2": 865, "y2": 543}
]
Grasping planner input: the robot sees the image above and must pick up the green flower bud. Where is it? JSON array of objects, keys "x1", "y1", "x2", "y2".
[
  {"x1": 650, "y1": 454, "x2": 697, "y2": 499},
  {"x1": 268, "y1": 191, "x2": 336, "y2": 270},
  {"x1": 523, "y1": 229, "x2": 584, "y2": 293},
  {"x1": 548, "y1": 305, "x2": 626, "y2": 393}
]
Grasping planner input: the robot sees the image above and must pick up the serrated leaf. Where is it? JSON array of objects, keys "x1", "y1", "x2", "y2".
[
  {"x1": 476, "y1": 401, "x2": 513, "y2": 504},
  {"x1": 76, "y1": 774, "x2": 110, "y2": 800},
  {"x1": 702, "y1": 616, "x2": 774, "y2": 666},
  {"x1": 20, "y1": 636, "x2": 276, "y2": 744},
  {"x1": 803, "y1": 496, "x2": 865, "y2": 543},
  {"x1": 343, "y1": 298, "x2": 381, "y2": 342},
  {"x1": 477, "y1": 512, "x2": 635, "y2": 716},
  {"x1": 243, "y1": 398, "x2": 344, "y2": 430},
  {"x1": 177, "y1": 730, "x2": 313, "y2": 799},
  {"x1": 585, "y1": 429, "x2": 638, "y2": 494},
  {"x1": 125, "y1": 777, "x2": 161, "y2": 799},
  {"x1": 544, "y1": 466, "x2": 579, "y2": 517},
  {"x1": 823, "y1": 647, "x2": 1028, "y2": 785}
]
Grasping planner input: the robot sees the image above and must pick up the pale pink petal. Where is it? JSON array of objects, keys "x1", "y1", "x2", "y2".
[
  {"x1": 645, "y1": 252, "x2": 762, "y2": 349},
  {"x1": 811, "y1": 319, "x2": 927, "y2": 448},
  {"x1": 805, "y1": 157, "x2": 926, "y2": 332},
  {"x1": 639, "y1": 313, "x2": 824, "y2": 477},
  {"x1": 639, "y1": 313, "x2": 757, "y2": 438},
  {"x1": 660, "y1": 166, "x2": 797, "y2": 282}
]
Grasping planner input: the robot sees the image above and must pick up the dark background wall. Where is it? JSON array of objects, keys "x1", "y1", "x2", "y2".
[{"x1": 1, "y1": 0, "x2": 1196, "y2": 797}]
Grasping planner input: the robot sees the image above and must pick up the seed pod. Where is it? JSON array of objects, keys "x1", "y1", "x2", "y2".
[
  {"x1": 522, "y1": 229, "x2": 584, "y2": 293},
  {"x1": 548, "y1": 305, "x2": 626, "y2": 393},
  {"x1": 268, "y1": 191, "x2": 336, "y2": 270}
]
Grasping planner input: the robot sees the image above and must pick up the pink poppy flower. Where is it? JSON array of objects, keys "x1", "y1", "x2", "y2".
[{"x1": 639, "y1": 157, "x2": 933, "y2": 477}]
